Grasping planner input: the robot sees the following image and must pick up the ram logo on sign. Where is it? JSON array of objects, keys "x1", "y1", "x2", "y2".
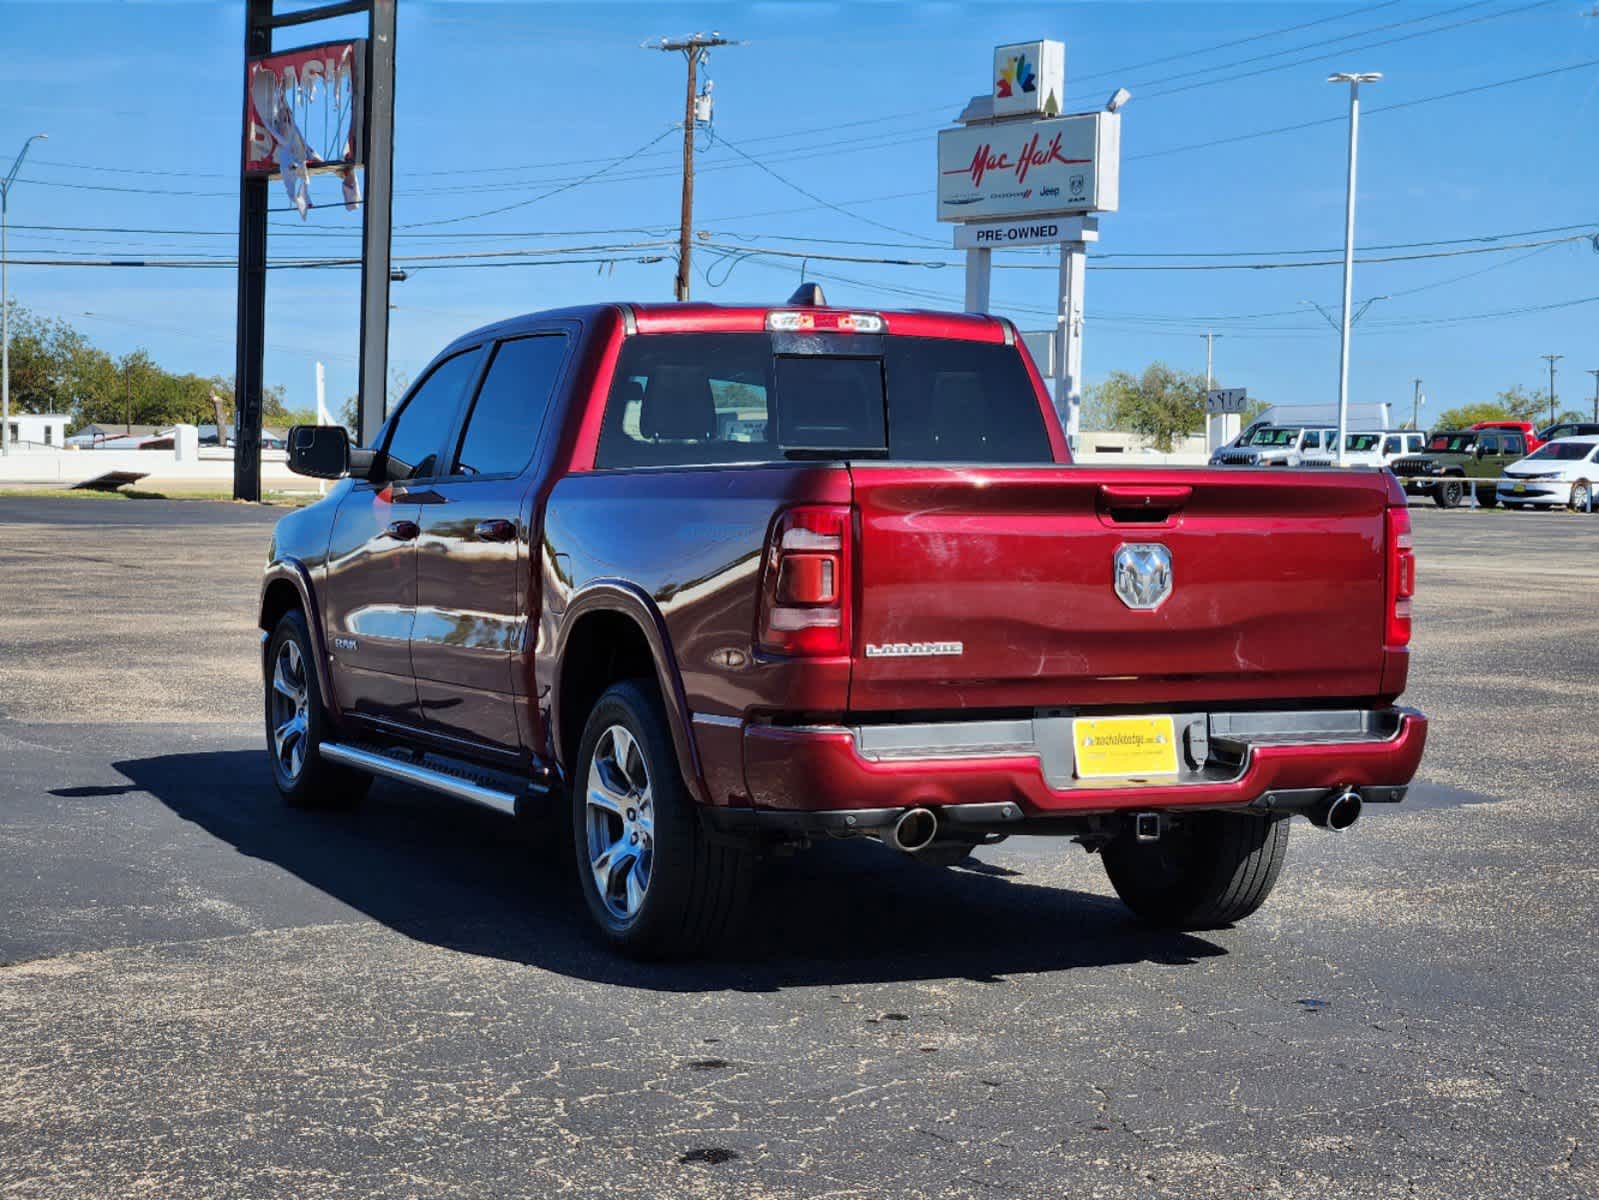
[{"x1": 937, "y1": 113, "x2": 1120, "y2": 222}]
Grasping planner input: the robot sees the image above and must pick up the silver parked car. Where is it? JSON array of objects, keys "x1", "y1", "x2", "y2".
[{"x1": 1210, "y1": 425, "x2": 1338, "y2": 467}]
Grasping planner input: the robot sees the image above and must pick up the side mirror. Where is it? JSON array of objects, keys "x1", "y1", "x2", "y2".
[{"x1": 286, "y1": 424, "x2": 351, "y2": 479}]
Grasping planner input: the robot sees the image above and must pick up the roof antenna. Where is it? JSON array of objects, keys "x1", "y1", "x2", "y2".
[{"x1": 787, "y1": 282, "x2": 827, "y2": 307}]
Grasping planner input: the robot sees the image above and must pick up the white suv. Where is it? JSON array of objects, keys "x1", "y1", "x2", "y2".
[{"x1": 1302, "y1": 430, "x2": 1427, "y2": 469}]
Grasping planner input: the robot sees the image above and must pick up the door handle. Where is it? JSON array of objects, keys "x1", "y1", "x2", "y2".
[
  {"x1": 381, "y1": 519, "x2": 420, "y2": 541},
  {"x1": 473, "y1": 519, "x2": 517, "y2": 543}
]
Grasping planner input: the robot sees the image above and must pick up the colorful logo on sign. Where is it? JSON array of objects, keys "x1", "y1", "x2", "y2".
[{"x1": 996, "y1": 52, "x2": 1037, "y2": 99}]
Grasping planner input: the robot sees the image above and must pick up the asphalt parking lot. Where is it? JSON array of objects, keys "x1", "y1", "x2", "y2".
[{"x1": 1, "y1": 497, "x2": 1595, "y2": 1199}]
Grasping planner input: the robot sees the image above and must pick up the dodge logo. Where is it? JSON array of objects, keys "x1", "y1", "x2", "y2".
[{"x1": 1113, "y1": 543, "x2": 1173, "y2": 611}]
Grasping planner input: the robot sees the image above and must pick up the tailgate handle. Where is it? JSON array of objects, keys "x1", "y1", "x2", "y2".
[{"x1": 1097, "y1": 484, "x2": 1192, "y2": 523}]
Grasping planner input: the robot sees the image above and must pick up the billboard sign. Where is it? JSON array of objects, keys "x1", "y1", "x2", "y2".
[
  {"x1": 937, "y1": 112, "x2": 1119, "y2": 222},
  {"x1": 244, "y1": 40, "x2": 365, "y2": 176},
  {"x1": 1206, "y1": 388, "x2": 1249, "y2": 415},
  {"x1": 993, "y1": 40, "x2": 1065, "y2": 118}
]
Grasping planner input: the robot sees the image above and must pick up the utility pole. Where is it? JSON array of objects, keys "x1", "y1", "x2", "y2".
[
  {"x1": 1411, "y1": 378, "x2": 1423, "y2": 430},
  {"x1": 123, "y1": 361, "x2": 131, "y2": 433},
  {"x1": 649, "y1": 32, "x2": 732, "y2": 302},
  {"x1": 1328, "y1": 71, "x2": 1380, "y2": 467},
  {"x1": 1587, "y1": 368, "x2": 1599, "y2": 423},
  {"x1": 1541, "y1": 353, "x2": 1563, "y2": 426},
  {"x1": 1201, "y1": 330, "x2": 1220, "y2": 389},
  {"x1": 2, "y1": 133, "x2": 47, "y2": 456}
]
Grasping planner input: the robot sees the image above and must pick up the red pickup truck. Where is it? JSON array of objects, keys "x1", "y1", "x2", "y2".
[{"x1": 264, "y1": 293, "x2": 1427, "y2": 957}]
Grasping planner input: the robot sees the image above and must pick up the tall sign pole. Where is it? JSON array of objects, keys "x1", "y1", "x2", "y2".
[
  {"x1": 1328, "y1": 71, "x2": 1380, "y2": 468},
  {"x1": 357, "y1": 0, "x2": 397, "y2": 447},
  {"x1": 233, "y1": 0, "x2": 272, "y2": 501},
  {"x1": 1055, "y1": 240, "x2": 1086, "y2": 445},
  {"x1": 938, "y1": 40, "x2": 1121, "y2": 456},
  {"x1": 235, "y1": 0, "x2": 393, "y2": 502}
]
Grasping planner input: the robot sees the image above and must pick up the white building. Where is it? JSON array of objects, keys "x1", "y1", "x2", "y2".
[{"x1": 4, "y1": 413, "x2": 70, "y2": 449}]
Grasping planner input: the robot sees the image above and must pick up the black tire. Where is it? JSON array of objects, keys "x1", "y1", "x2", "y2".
[
  {"x1": 572, "y1": 680, "x2": 752, "y2": 958},
  {"x1": 264, "y1": 610, "x2": 370, "y2": 807},
  {"x1": 1433, "y1": 478, "x2": 1464, "y2": 509},
  {"x1": 1570, "y1": 479, "x2": 1592, "y2": 513},
  {"x1": 1102, "y1": 812, "x2": 1290, "y2": 931},
  {"x1": 1474, "y1": 484, "x2": 1498, "y2": 509}
]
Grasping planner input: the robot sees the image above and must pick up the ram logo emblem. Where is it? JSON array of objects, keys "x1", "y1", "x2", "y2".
[{"x1": 1113, "y1": 543, "x2": 1173, "y2": 611}]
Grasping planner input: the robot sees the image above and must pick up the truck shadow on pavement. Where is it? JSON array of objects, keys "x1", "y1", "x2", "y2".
[{"x1": 115, "y1": 749, "x2": 1227, "y2": 990}]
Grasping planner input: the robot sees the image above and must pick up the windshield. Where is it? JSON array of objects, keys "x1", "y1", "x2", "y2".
[
  {"x1": 1428, "y1": 433, "x2": 1477, "y2": 452},
  {"x1": 1246, "y1": 427, "x2": 1301, "y2": 447},
  {"x1": 1346, "y1": 434, "x2": 1381, "y2": 452},
  {"x1": 1527, "y1": 441, "x2": 1597, "y2": 462}
]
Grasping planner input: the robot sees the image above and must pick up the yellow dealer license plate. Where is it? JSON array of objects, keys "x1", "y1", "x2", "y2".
[
  {"x1": 1073, "y1": 716, "x2": 1180, "y2": 780},
  {"x1": 1513, "y1": 483, "x2": 1527, "y2": 494}
]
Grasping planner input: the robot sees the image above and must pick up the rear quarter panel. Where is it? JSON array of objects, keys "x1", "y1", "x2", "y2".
[{"x1": 538, "y1": 463, "x2": 853, "y2": 731}]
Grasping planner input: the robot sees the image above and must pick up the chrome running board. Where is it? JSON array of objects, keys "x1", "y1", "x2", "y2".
[{"x1": 319, "y1": 742, "x2": 519, "y2": 816}]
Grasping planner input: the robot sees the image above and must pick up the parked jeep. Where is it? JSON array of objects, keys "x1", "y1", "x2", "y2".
[
  {"x1": 262, "y1": 294, "x2": 1426, "y2": 957},
  {"x1": 1209, "y1": 424, "x2": 1337, "y2": 467},
  {"x1": 1391, "y1": 428, "x2": 1528, "y2": 507}
]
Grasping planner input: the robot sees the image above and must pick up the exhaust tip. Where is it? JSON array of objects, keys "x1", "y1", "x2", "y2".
[
  {"x1": 887, "y1": 807, "x2": 939, "y2": 853},
  {"x1": 1316, "y1": 788, "x2": 1362, "y2": 831}
]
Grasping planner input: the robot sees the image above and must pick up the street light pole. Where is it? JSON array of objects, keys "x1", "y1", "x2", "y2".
[
  {"x1": 1587, "y1": 368, "x2": 1599, "y2": 423},
  {"x1": 1412, "y1": 378, "x2": 1423, "y2": 431},
  {"x1": 2, "y1": 133, "x2": 48, "y2": 457},
  {"x1": 1328, "y1": 72, "x2": 1379, "y2": 467},
  {"x1": 1540, "y1": 354, "x2": 1562, "y2": 427}
]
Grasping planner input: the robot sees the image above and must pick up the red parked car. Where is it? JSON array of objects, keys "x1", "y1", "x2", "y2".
[{"x1": 264, "y1": 293, "x2": 1426, "y2": 956}]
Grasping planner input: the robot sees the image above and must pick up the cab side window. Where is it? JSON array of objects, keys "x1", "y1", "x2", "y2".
[
  {"x1": 1302, "y1": 430, "x2": 1321, "y2": 450},
  {"x1": 382, "y1": 349, "x2": 482, "y2": 482},
  {"x1": 1502, "y1": 435, "x2": 1524, "y2": 457},
  {"x1": 1478, "y1": 435, "x2": 1499, "y2": 455},
  {"x1": 1384, "y1": 436, "x2": 1401, "y2": 455},
  {"x1": 450, "y1": 334, "x2": 570, "y2": 478}
]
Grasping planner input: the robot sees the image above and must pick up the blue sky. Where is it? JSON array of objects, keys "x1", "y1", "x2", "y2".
[{"x1": 3, "y1": 0, "x2": 1598, "y2": 424}]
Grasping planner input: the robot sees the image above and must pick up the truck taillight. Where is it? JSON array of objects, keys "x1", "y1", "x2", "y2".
[
  {"x1": 758, "y1": 505, "x2": 853, "y2": 656},
  {"x1": 765, "y1": 311, "x2": 885, "y2": 333},
  {"x1": 1385, "y1": 505, "x2": 1415, "y2": 647}
]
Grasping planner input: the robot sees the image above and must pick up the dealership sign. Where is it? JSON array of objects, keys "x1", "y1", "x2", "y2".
[
  {"x1": 953, "y1": 215, "x2": 1098, "y2": 249},
  {"x1": 937, "y1": 112, "x2": 1120, "y2": 222}
]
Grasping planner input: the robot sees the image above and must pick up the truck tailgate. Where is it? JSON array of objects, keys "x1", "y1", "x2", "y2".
[{"x1": 847, "y1": 465, "x2": 1394, "y2": 712}]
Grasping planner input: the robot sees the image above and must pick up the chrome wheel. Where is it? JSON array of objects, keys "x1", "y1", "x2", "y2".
[
  {"x1": 585, "y1": 723, "x2": 654, "y2": 921},
  {"x1": 1572, "y1": 481, "x2": 1591, "y2": 512},
  {"x1": 270, "y1": 638, "x2": 310, "y2": 782}
]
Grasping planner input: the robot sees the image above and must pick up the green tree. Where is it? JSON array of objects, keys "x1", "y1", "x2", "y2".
[
  {"x1": 1096, "y1": 362, "x2": 1208, "y2": 452},
  {"x1": 1495, "y1": 384, "x2": 1546, "y2": 422}
]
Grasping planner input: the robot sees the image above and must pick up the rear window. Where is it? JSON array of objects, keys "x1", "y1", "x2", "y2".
[{"x1": 594, "y1": 332, "x2": 1052, "y2": 469}]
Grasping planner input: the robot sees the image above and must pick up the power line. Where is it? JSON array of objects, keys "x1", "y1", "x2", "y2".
[
  {"x1": 709, "y1": 133, "x2": 936, "y2": 242},
  {"x1": 1127, "y1": 57, "x2": 1599, "y2": 162}
]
